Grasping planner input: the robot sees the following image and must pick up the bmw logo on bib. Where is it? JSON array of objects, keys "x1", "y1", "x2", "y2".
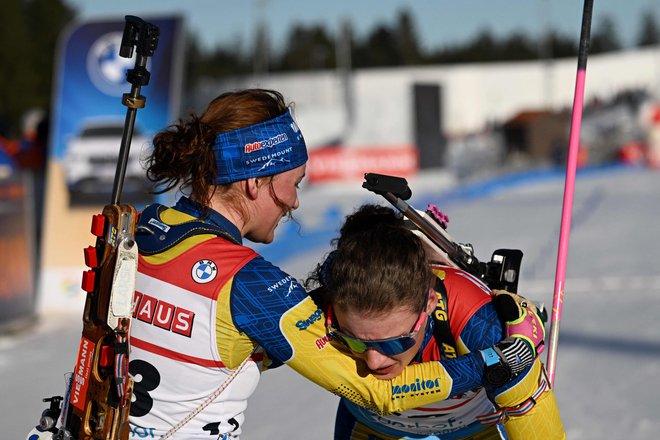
[{"x1": 192, "y1": 259, "x2": 218, "y2": 284}]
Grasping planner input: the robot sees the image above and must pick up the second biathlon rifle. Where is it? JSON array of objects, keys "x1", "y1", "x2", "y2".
[{"x1": 362, "y1": 172, "x2": 523, "y2": 294}]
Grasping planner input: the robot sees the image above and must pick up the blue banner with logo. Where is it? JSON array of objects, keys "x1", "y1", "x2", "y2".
[
  {"x1": 38, "y1": 16, "x2": 184, "y2": 314},
  {"x1": 50, "y1": 15, "x2": 183, "y2": 205}
]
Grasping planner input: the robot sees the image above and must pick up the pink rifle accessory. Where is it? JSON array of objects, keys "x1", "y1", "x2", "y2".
[
  {"x1": 426, "y1": 204, "x2": 449, "y2": 229},
  {"x1": 504, "y1": 305, "x2": 546, "y2": 356},
  {"x1": 491, "y1": 290, "x2": 546, "y2": 357}
]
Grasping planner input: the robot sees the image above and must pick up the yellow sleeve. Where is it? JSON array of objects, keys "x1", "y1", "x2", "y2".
[
  {"x1": 277, "y1": 296, "x2": 472, "y2": 415},
  {"x1": 495, "y1": 361, "x2": 566, "y2": 440}
]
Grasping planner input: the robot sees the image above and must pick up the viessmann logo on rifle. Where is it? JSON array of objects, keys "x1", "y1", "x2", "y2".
[
  {"x1": 244, "y1": 132, "x2": 288, "y2": 153},
  {"x1": 70, "y1": 336, "x2": 95, "y2": 411}
]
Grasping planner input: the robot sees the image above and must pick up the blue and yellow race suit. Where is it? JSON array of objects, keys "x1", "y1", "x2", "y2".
[
  {"x1": 333, "y1": 266, "x2": 565, "y2": 440},
  {"x1": 127, "y1": 197, "x2": 535, "y2": 439}
]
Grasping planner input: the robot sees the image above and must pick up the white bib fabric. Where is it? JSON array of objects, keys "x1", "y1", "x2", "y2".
[{"x1": 128, "y1": 269, "x2": 260, "y2": 439}]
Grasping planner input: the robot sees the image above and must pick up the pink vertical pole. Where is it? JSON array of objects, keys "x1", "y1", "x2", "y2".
[{"x1": 546, "y1": 0, "x2": 594, "y2": 388}]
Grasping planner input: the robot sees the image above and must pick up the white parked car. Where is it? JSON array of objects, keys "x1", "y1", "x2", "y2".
[{"x1": 63, "y1": 120, "x2": 150, "y2": 202}]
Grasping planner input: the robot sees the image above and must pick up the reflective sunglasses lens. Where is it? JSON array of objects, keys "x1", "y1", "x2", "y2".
[
  {"x1": 374, "y1": 337, "x2": 417, "y2": 356},
  {"x1": 340, "y1": 336, "x2": 368, "y2": 354},
  {"x1": 339, "y1": 334, "x2": 416, "y2": 356}
]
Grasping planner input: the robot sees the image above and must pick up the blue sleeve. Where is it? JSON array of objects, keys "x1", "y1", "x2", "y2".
[
  {"x1": 229, "y1": 255, "x2": 310, "y2": 364},
  {"x1": 460, "y1": 302, "x2": 503, "y2": 351},
  {"x1": 461, "y1": 301, "x2": 532, "y2": 393},
  {"x1": 418, "y1": 302, "x2": 499, "y2": 395},
  {"x1": 438, "y1": 352, "x2": 486, "y2": 395}
]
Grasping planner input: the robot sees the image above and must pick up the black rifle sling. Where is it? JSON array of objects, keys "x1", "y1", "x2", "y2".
[{"x1": 432, "y1": 277, "x2": 458, "y2": 360}]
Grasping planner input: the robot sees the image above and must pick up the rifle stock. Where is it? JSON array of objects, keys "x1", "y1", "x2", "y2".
[{"x1": 66, "y1": 204, "x2": 138, "y2": 439}]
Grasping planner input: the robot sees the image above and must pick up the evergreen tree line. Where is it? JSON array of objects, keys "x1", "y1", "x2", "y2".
[
  {"x1": 0, "y1": 0, "x2": 74, "y2": 137},
  {"x1": 2, "y1": 3, "x2": 660, "y2": 137},
  {"x1": 187, "y1": 9, "x2": 660, "y2": 80}
]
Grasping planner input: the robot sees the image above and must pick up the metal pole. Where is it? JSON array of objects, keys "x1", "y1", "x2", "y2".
[{"x1": 111, "y1": 16, "x2": 159, "y2": 205}]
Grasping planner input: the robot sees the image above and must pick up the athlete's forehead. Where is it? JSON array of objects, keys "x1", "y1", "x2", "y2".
[{"x1": 333, "y1": 304, "x2": 419, "y2": 340}]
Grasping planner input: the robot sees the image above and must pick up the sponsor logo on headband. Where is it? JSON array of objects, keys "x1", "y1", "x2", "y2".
[
  {"x1": 244, "y1": 132, "x2": 289, "y2": 154},
  {"x1": 213, "y1": 110, "x2": 307, "y2": 184},
  {"x1": 246, "y1": 147, "x2": 294, "y2": 166},
  {"x1": 257, "y1": 157, "x2": 290, "y2": 172}
]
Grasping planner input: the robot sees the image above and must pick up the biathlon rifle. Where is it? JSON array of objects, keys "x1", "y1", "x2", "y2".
[
  {"x1": 28, "y1": 16, "x2": 159, "y2": 440},
  {"x1": 362, "y1": 173, "x2": 523, "y2": 294}
]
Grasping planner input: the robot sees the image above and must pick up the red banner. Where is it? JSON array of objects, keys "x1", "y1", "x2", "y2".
[{"x1": 307, "y1": 146, "x2": 418, "y2": 183}]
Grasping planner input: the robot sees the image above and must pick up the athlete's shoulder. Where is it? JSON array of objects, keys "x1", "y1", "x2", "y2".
[
  {"x1": 236, "y1": 254, "x2": 307, "y2": 299},
  {"x1": 137, "y1": 204, "x2": 255, "y2": 258},
  {"x1": 432, "y1": 265, "x2": 491, "y2": 297},
  {"x1": 432, "y1": 265, "x2": 492, "y2": 336}
]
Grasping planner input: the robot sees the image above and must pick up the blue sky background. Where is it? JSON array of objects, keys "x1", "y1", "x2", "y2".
[{"x1": 63, "y1": 0, "x2": 659, "y2": 53}]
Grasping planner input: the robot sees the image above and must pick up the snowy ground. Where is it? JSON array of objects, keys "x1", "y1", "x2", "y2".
[{"x1": 2, "y1": 165, "x2": 659, "y2": 439}]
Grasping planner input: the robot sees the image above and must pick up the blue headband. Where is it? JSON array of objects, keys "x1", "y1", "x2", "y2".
[{"x1": 212, "y1": 110, "x2": 308, "y2": 184}]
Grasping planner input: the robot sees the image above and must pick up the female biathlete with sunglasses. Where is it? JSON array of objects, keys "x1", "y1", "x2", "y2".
[
  {"x1": 128, "y1": 89, "x2": 544, "y2": 439},
  {"x1": 308, "y1": 204, "x2": 565, "y2": 440}
]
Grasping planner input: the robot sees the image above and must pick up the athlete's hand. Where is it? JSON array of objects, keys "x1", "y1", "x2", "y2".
[
  {"x1": 480, "y1": 337, "x2": 535, "y2": 388},
  {"x1": 491, "y1": 290, "x2": 546, "y2": 358}
]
